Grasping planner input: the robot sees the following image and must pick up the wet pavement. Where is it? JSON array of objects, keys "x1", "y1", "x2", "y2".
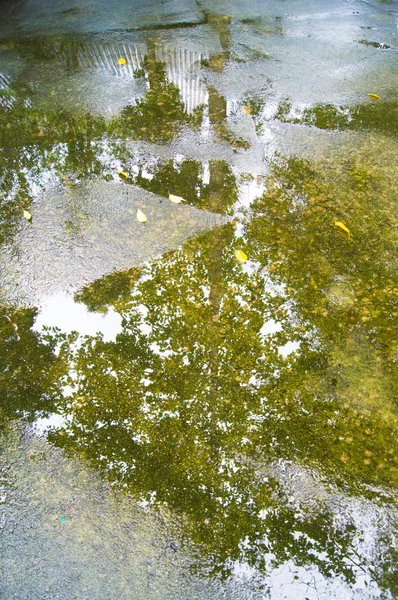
[{"x1": 0, "y1": 0, "x2": 398, "y2": 598}]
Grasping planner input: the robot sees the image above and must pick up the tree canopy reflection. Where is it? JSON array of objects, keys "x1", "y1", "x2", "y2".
[
  {"x1": 0, "y1": 305, "x2": 65, "y2": 427},
  {"x1": 39, "y1": 145, "x2": 398, "y2": 593}
]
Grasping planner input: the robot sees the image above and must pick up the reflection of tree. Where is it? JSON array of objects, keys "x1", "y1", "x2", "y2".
[
  {"x1": 49, "y1": 218, "x2": 398, "y2": 590},
  {"x1": 39, "y1": 140, "x2": 398, "y2": 592},
  {"x1": 133, "y1": 157, "x2": 237, "y2": 214},
  {"x1": 208, "y1": 14, "x2": 232, "y2": 70},
  {"x1": 206, "y1": 14, "x2": 251, "y2": 150},
  {"x1": 42, "y1": 143, "x2": 398, "y2": 584},
  {"x1": 15, "y1": 35, "x2": 88, "y2": 72},
  {"x1": 274, "y1": 98, "x2": 398, "y2": 136},
  {"x1": 0, "y1": 87, "x2": 107, "y2": 244},
  {"x1": 0, "y1": 306, "x2": 64, "y2": 426},
  {"x1": 74, "y1": 267, "x2": 143, "y2": 313},
  {"x1": 1, "y1": 25, "x2": 398, "y2": 597},
  {"x1": 52, "y1": 227, "x2": 360, "y2": 580}
]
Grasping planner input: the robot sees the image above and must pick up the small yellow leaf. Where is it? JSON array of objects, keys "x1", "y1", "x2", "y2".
[
  {"x1": 243, "y1": 106, "x2": 252, "y2": 115},
  {"x1": 335, "y1": 221, "x2": 350, "y2": 237},
  {"x1": 235, "y1": 249, "x2": 248, "y2": 263},
  {"x1": 136, "y1": 209, "x2": 147, "y2": 223},
  {"x1": 23, "y1": 209, "x2": 32, "y2": 221},
  {"x1": 368, "y1": 93, "x2": 380, "y2": 101},
  {"x1": 118, "y1": 57, "x2": 127, "y2": 65},
  {"x1": 168, "y1": 193, "x2": 185, "y2": 204},
  {"x1": 118, "y1": 169, "x2": 128, "y2": 180}
]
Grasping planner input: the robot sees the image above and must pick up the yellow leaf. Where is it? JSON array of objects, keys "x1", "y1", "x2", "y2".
[
  {"x1": 136, "y1": 209, "x2": 147, "y2": 223},
  {"x1": 118, "y1": 169, "x2": 128, "y2": 180},
  {"x1": 168, "y1": 193, "x2": 185, "y2": 204},
  {"x1": 335, "y1": 221, "x2": 350, "y2": 237},
  {"x1": 243, "y1": 106, "x2": 252, "y2": 115},
  {"x1": 118, "y1": 57, "x2": 127, "y2": 65},
  {"x1": 368, "y1": 93, "x2": 380, "y2": 101},
  {"x1": 235, "y1": 249, "x2": 248, "y2": 263},
  {"x1": 23, "y1": 209, "x2": 32, "y2": 221}
]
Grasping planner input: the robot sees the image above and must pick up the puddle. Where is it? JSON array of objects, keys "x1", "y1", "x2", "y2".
[{"x1": 1, "y1": 0, "x2": 398, "y2": 598}]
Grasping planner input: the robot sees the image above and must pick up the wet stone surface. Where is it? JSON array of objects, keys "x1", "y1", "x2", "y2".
[
  {"x1": 0, "y1": 423, "x2": 254, "y2": 600},
  {"x1": 0, "y1": 181, "x2": 229, "y2": 306}
]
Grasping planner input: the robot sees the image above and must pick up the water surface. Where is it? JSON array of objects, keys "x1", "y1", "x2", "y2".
[{"x1": 1, "y1": 1, "x2": 398, "y2": 598}]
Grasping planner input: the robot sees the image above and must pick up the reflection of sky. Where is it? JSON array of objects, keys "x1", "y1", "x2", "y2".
[
  {"x1": 260, "y1": 317, "x2": 301, "y2": 356},
  {"x1": 33, "y1": 293, "x2": 122, "y2": 341},
  {"x1": 278, "y1": 340, "x2": 300, "y2": 358},
  {"x1": 237, "y1": 178, "x2": 266, "y2": 210},
  {"x1": 33, "y1": 412, "x2": 67, "y2": 436},
  {"x1": 230, "y1": 557, "x2": 380, "y2": 599}
]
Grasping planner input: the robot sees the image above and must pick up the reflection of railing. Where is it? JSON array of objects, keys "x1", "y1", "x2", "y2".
[
  {"x1": 62, "y1": 41, "x2": 209, "y2": 114},
  {"x1": 155, "y1": 45, "x2": 208, "y2": 114},
  {"x1": 226, "y1": 100, "x2": 241, "y2": 117},
  {"x1": 0, "y1": 74, "x2": 14, "y2": 109},
  {"x1": 70, "y1": 42, "x2": 147, "y2": 78}
]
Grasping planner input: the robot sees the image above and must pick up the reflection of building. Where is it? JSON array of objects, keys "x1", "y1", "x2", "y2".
[{"x1": 64, "y1": 41, "x2": 208, "y2": 114}]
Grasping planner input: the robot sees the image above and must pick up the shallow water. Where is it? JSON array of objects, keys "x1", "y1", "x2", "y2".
[{"x1": 1, "y1": 1, "x2": 398, "y2": 598}]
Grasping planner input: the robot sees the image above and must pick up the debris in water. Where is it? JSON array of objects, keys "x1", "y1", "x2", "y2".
[
  {"x1": 334, "y1": 221, "x2": 350, "y2": 236},
  {"x1": 235, "y1": 249, "x2": 248, "y2": 263},
  {"x1": 118, "y1": 169, "x2": 129, "y2": 180},
  {"x1": 136, "y1": 209, "x2": 147, "y2": 223},
  {"x1": 169, "y1": 193, "x2": 185, "y2": 204}
]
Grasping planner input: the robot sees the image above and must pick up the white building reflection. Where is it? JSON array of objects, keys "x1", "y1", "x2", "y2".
[{"x1": 63, "y1": 40, "x2": 209, "y2": 114}]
